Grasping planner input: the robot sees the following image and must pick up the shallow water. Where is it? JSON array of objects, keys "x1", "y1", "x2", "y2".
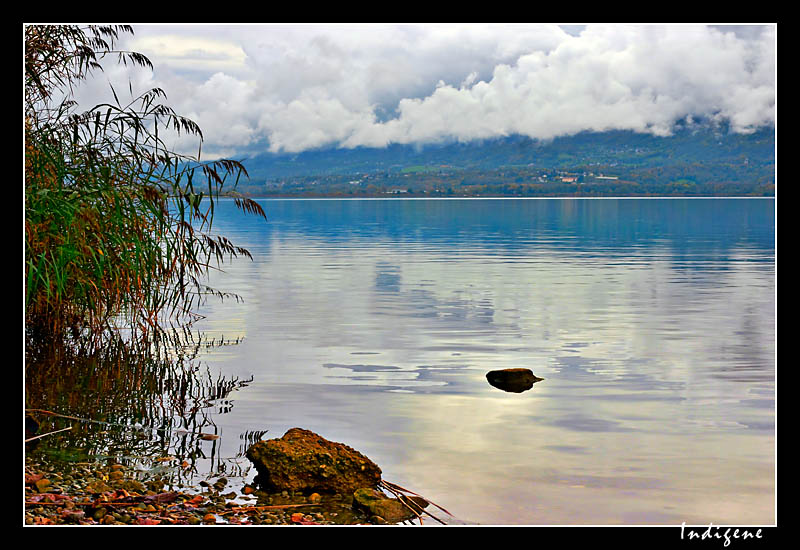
[{"x1": 189, "y1": 197, "x2": 775, "y2": 525}]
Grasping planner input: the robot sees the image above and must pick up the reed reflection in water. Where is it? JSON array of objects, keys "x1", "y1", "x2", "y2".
[{"x1": 25, "y1": 330, "x2": 261, "y2": 487}]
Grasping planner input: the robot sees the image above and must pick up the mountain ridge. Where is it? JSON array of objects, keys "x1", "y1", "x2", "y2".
[{"x1": 230, "y1": 123, "x2": 775, "y2": 197}]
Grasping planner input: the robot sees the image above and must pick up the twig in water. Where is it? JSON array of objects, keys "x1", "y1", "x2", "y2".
[
  {"x1": 379, "y1": 479, "x2": 449, "y2": 525},
  {"x1": 380, "y1": 479, "x2": 454, "y2": 517},
  {"x1": 220, "y1": 503, "x2": 317, "y2": 515},
  {"x1": 25, "y1": 426, "x2": 73, "y2": 442}
]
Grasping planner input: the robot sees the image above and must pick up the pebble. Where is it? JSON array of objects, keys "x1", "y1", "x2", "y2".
[{"x1": 34, "y1": 478, "x2": 51, "y2": 492}]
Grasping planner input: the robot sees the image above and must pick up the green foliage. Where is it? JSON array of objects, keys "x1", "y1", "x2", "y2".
[
  {"x1": 236, "y1": 125, "x2": 774, "y2": 183},
  {"x1": 24, "y1": 24, "x2": 266, "y2": 350}
]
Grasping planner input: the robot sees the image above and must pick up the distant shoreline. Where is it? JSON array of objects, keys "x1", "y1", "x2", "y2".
[{"x1": 231, "y1": 195, "x2": 776, "y2": 200}]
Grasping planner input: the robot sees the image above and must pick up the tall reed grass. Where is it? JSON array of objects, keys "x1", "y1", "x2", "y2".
[{"x1": 24, "y1": 25, "x2": 266, "y2": 352}]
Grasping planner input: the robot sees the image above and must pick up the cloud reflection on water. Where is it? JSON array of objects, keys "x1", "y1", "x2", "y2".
[{"x1": 194, "y1": 198, "x2": 774, "y2": 524}]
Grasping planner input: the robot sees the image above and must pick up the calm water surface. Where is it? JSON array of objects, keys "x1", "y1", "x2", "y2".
[{"x1": 192, "y1": 197, "x2": 775, "y2": 525}]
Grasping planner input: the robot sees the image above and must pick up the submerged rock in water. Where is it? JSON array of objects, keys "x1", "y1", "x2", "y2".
[
  {"x1": 245, "y1": 428, "x2": 382, "y2": 494},
  {"x1": 352, "y1": 487, "x2": 428, "y2": 524},
  {"x1": 486, "y1": 368, "x2": 544, "y2": 393}
]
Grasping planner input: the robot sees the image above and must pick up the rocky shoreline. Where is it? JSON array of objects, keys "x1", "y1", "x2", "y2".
[
  {"x1": 24, "y1": 453, "x2": 381, "y2": 526},
  {"x1": 25, "y1": 428, "x2": 437, "y2": 526}
]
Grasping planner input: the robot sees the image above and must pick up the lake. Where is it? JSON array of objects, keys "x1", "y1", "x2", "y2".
[{"x1": 189, "y1": 197, "x2": 775, "y2": 525}]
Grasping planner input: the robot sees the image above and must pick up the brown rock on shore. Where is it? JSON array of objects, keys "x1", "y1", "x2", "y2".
[{"x1": 245, "y1": 428, "x2": 382, "y2": 495}]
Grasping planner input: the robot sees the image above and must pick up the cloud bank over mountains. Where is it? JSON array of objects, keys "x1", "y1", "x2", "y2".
[{"x1": 88, "y1": 24, "x2": 776, "y2": 158}]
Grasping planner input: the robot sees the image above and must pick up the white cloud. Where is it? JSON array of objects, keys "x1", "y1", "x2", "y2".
[
  {"x1": 354, "y1": 24, "x2": 776, "y2": 146},
  {"x1": 81, "y1": 23, "x2": 775, "y2": 156},
  {"x1": 130, "y1": 34, "x2": 248, "y2": 73}
]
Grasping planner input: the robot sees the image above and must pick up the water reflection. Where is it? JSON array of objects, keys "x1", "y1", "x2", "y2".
[
  {"x1": 25, "y1": 331, "x2": 256, "y2": 487},
  {"x1": 192, "y1": 198, "x2": 775, "y2": 524},
  {"x1": 216, "y1": 197, "x2": 775, "y2": 257}
]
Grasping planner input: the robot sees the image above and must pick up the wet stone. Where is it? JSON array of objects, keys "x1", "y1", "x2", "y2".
[
  {"x1": 486, "y1": 368, "x2": 544, "y2": 393},
  {"x1": 85, "y1": 480, "x2": 112, "y2": 493},
  {"x1": 246, "y1": 428, "x2": 382, "y2": 494},
  {"x1": 34, "y1": 478, "x2": 51, "y2": 492},
  {"x1": 352, "y1": 487, "x2": 423, "y2": 524}
]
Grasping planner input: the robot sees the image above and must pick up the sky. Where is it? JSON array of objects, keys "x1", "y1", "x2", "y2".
[{"x1": 76, "y1": 23, "x2": 777, "y2": 160}]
